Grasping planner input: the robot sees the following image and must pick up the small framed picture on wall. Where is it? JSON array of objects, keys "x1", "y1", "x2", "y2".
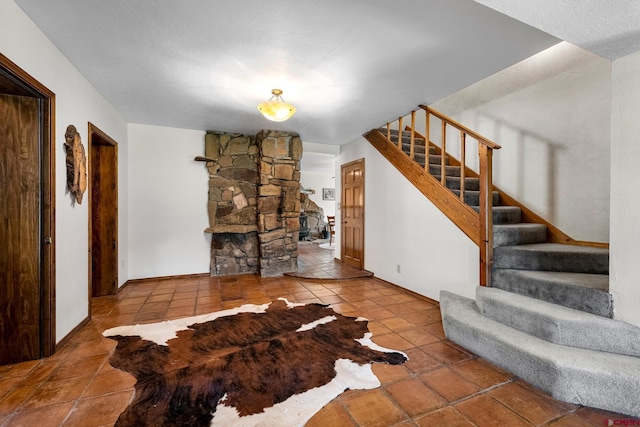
[{"x1": 322, "y1": 188, "x2": 335, "y2": 201}]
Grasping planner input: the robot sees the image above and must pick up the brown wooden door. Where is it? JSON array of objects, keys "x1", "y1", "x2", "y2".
[
  {"x1": 341, "y1": 159, "x2": 365, "y2": 269},
  {"x1": 89, "y1": 124, "x2": 118, "y2": 297},
  {"x1": 0, "y1": 94, "x2": 41, "y2": 364}
]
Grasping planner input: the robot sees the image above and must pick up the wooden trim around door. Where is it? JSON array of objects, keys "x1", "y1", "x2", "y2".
[
  {"x1": 0, "y1": 53, "x2": 56, "y2": 356},
  {"x1": 87, "y1": 122, "x2": 119, "y2": 310}
]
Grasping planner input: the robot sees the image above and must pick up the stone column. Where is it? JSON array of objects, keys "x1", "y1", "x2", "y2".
[
  {"x1": 256, "y1": 130, "x2": 302, "y2": 276},
  {"x1": 196, "y1": 131, "x2": 260, "y2": 276}
]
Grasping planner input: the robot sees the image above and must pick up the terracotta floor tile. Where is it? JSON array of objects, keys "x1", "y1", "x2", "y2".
[
  {"x1": 403, "y1": 348, "x2": 443, "y2": 374},
  {"x1": 169, "y1": 297, "x2": 196, "y2": 308},
  {"x1": 12, "y1": 360, "x2": 59, "y2": 388},
  {"x1": 0, "y1": 377, "x2": 23, "y2": 399},
  {"x1": 21, "y1": 376, "x2": 92, "y2": 410},
  {"x1": 49, "y1": 354, "x2": 108, "y2": 381},
  {"x1": 397, "y1": 327, "x2": 441, "y2": 347},
  {"x1": 574, "y1": 406, "x2": 639, "y2": 426},
  {"x1": 401, "y1": 311, "x2": 439, "y2": 327},
  {"x1": 306, "y1": 400, "x2": 356, "y2": 427},
  {"x1": 342, "y1": 388, "x2": 407, "y2": 427},
  {"x1": 165, "y1": 305, "x2": 196, "y2": 319},
  {"x1": 380, "y1": 317, "x2": 415, "y2": 332},
  {"x1": 415, "y1": 407, "x2": 475, "y2": 427},
  {"x1": 385, "y1": 303, "x2": 418, "y2": 315},
  {"x1": 384, "y1": 378, "x2": 446, "y2": 416},
  {"x1": 420, "y1": 341, "x2": 472, "y2": 364},
  {"x1": 372, "y1": 334, "x2": 414, "y2": 352},
  {"x1": 2, "y1": 361, "x2": 40, "y2": 379},
  {"x1": 451, "y1": 359, "x2": 513, "y2": 389},
  {"x1": 544, "y1": 413, "x2": 595, "y2": 427},
  {"x1": 422, "y1": 322, "x2": 446, "y2": 340},
  {"x1": 419, "y1": 367, "x2": 480, "y2": 402},
  {"x1": 62, "y1": 390, "x2": 133, "y2": 427},
  {"x1": 0, "y1": 386, "x2": 34, "y2": 415},
  {"x1": 147, "y1": 293, "x2": 173, "y2": 303},
  {"x1": 349, "y1": 299, "x2": 379, "y2": 309},
  {"x1": 455, "y1": 394, "x2": 533, "y2": 427},
  {"x1": 367, "y1": 321, "x2": 393, "y2": 336},
  {"x1": 82, "y1": 370, "x2": 136, "y2": 399},
  {"x1": 4, "y1": 401, "x2": 74, "y2": 427},
  {"x1": 489, "y1": 382, "x2": 575, "y2": 425},
  {"x1": 371, "y1": 363, "x2": 410, "y2": 385},
  {"x1": 173, "y1": 291, "x2": 198, "y2": 300}
]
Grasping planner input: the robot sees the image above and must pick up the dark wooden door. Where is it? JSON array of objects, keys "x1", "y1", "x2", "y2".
[
  {"x1": 89, "y1": 124, "x2": 118, "y2": 297},
  {"x1": 341, "y1": 159, "x2": 365, "y2": 270},
  {"x1": 0, "y1": 94, "x2": 41, "y2": 364}
]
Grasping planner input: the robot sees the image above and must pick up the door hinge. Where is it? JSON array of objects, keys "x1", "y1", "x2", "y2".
[{"x1": 44, "y1": 236, "x2": 53, "y2": 244}]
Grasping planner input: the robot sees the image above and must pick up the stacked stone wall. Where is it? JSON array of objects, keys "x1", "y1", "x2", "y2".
[
  {"x1": 197, "y1": 129, "x2": 302, "y2": 277},
  {"x1": 256, "y1": 130, "x2": 302, "y2": 277}
]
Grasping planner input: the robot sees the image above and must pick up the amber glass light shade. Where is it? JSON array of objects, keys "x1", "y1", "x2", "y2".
[{"x1": 257, "y1": 89, "x2": 296, "y2": 122}]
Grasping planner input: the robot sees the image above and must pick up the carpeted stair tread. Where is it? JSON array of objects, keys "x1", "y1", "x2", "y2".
[
  {"x1": 471, "y1": 206, "x2": 522, "y2": 224},
  {"x1": 492, "y1": 269, "x2": 612, "y2": 317},
  {"x1": 493, "y1": 243, "x2": 609, "y2": 274},
  {"x1": 440, "y1": 291, "x2": 640, "y2": 417},
  {"x1": 493, "y1": 223, "x2": 547, "y2": 247},
  {"x1": 475, "y1": 287, "x2": 639, "y2": 357}
]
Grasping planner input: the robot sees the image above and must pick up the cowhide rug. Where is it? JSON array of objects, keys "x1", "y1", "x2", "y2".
[{"x1": 103, "y1": 298, "x2": 407, "y2": 427}]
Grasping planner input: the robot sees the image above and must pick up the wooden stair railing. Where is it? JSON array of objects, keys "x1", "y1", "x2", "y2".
[{"x1": 367, "y1": 107, "x2": 501, "y2": 287}]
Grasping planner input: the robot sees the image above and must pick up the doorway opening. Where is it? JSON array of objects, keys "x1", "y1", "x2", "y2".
[
  {"x1": 88, "y1": 123, "x2": 118, "y2": 302},
  {"x1": 0, "y1": 53, "x2": 55, "y2": 364}
]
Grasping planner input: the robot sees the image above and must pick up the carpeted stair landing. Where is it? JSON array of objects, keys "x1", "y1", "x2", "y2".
[{"x1": 441, "y1": 288, "x2": 640, "y2": 417}]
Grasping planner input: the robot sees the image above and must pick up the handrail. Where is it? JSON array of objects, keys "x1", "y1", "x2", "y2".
[
  {"x1": 420, "y1": 105, "x2": 502, "y2": 150},
  {"x1": 382, "y1": 106, "x2": 500, "y2": 287}
]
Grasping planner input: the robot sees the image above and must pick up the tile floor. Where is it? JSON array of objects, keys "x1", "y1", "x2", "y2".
[{"x1": 0, "y1": 243, "x2": 634, "y2": 426}]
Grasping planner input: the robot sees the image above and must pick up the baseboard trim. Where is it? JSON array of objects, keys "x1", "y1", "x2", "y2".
[
  {"x1": 122, "y1": 272, "x2": 210, "y2": 287},
  {"x1": 373, "y1": 276, "x2": 440, "y2": 307},
  {"x1": 55, "y1": 316, "x2": 90, "y2": 352}
]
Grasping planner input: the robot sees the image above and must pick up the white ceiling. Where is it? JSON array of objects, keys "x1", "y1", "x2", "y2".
[{"x1": 13, "y1": 1, "x2": 637, "y2": 145}]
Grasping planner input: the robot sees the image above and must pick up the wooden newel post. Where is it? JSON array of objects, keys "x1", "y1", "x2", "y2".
[{"x1": 478, "y1": 144, "x2": 494, "y2": 287}]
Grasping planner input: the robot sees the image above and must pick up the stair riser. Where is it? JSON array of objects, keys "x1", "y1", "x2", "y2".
[
  {"x1": 492, "y1": 269, "x2": 613, "y2": 317},
  {"x1": 401, "y1": 143, "x2": 427, "y2": 154},
  {"x1": 476, "y1": 287, "x2": 640, "y2": 357},
  {"x1": 493, "y1": 224, "x2": 547, "y2": 247},
  {"x1": 408, "y1": 153, "x2": 448, "y2": 165},
  {"x1": 472, "y1": 206, "x2": 522, "y2": 224},
  {"x1": 431, "y1": 176, "x2": 480, "y2": 191},
  {"x1": 493, "y1": 247, "x2": 609, "y2": 274},
  {"x1": 428, "y1": 164, "x2": 461, "y2": 177},
  {"x1": 452, "y1": 190, "x2": 499, "y2": 206}
]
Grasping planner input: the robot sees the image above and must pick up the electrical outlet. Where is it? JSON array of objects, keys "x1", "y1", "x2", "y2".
[{"x1": 396, "y1": 264, "x2": 401, "y2": 273}]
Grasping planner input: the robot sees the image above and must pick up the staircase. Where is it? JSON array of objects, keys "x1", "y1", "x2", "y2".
[{"x1": 365, "y1": 114, "x2": 640, "y2": 417}]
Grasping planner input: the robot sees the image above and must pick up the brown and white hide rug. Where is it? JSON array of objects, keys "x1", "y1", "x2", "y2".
[{"x1": 103, "y1": 298, "x2": 407, "y2": 427}]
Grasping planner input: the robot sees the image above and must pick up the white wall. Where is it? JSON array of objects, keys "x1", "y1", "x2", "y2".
[
  {"x1": 1, "y1": 0, "x2": 129, "y2": 342},
  {"x1": 128, "y1": 124, "x2": 210, "y2": 279},
  {"x1": 610, "y1": 50, "x2": 640, "y2": 328},
  {"x1": 428, "y1": 42, "x2": 611, "y2": 242},
  {"x1": 300, "y1": 171, "x2": 336, "y2": 218},
  {"x1": 337, "y1": 138, "x2": 479, "y2": 301}
]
